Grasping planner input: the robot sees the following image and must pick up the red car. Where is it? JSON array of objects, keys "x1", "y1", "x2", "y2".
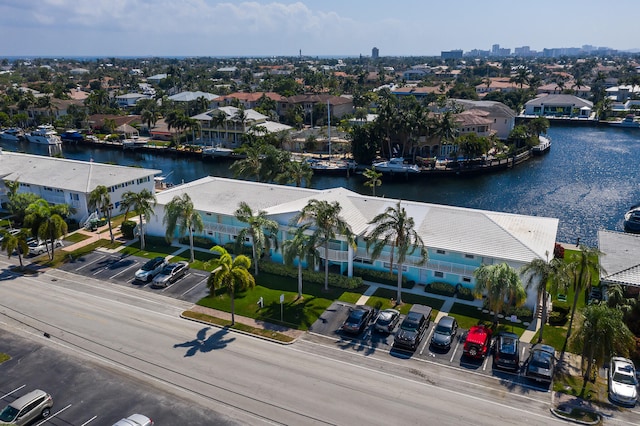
[{"x1": 463, "y1": 325, "x2": 492, "y2": 359}]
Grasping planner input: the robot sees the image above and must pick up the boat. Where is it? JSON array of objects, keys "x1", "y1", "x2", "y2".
[
  {"x1": 25, "y1": 125, "x2": 62, "y2": 145},
  {"x1": 122, "y1": 136, "x2": 147, "y2": 149},
  {"x1": 0, "y1": 128, "x2": 23, "y2": 142},
  {"x1": 609, "y1": 114, "x2": 640, "y2": 128},
  {"x1": 305, "y1": 158, "x2": 357, "y2": 175},
  {"x1": 532, "y1": 135, "x2": 551, "y2": 155},
  {"x1": 623, "y1": 205, "x2": 640, "y2": 233},
  {"x1": 60, "y1": 129, "x2": 84, "y2": 143},
  {"x1": 202, "y1": 144, "x2": 234, "y2": 158},
  {"x1": 371, "y1": 157, "x2": 421, "y2": 174}
]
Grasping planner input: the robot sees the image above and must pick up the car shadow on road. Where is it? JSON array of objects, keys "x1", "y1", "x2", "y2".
[{"x1": 173, "y1": 326, "x2": 235, "y2": 357}]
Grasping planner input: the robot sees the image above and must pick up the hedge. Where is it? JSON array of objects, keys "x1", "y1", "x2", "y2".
[
  {"x1": 352, "y1": 267, "x2": 408, "y2": 287},
  {"x1": 456, "y1": 285, "x2": 476, "y2": 301},
  {"x1": 120, "y1": 220, "x2": 137, "y2": 239},
  {"x1": 259, "y1": 261, "x2": 363, "y2": 289},
  {"x1": 179, "y1": 235, "x2": 216, "y2": 249},
  {"x1": 425, "y1": 281, "x2": 456, "y2": 297}
]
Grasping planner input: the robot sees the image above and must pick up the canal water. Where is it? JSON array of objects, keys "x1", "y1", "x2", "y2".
[{"x1": 2, "y1": 124, "x2": 639, "y2": 247}]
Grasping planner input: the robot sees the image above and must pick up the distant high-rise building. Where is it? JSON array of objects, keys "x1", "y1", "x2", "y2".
[
  {"x1": 372, "y1": 47, "x2": 379, "y2": 59},
  {"x1": 441, "y1": 50, "x2": 463, "y2": 59},
  {"x1": 492, "y1": 44, "x2": 500, "y2": 54}
]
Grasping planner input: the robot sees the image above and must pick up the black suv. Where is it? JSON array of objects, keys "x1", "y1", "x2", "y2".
[
  {"x1": 492, "y1": 332, "x2": 520, "y2": 371},
  {"x1": 341, "y1": 305, "x2": 374, "y2": 335},
  {"x1": 393, "y1": 304, "x2": 432, "y2": 351}
]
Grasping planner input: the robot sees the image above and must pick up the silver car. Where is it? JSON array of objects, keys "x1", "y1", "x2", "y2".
[
  {"x1": 0, "y1": 389, "x2": 53, "y2": 425},
  {"x1": 113, "y1": 413, "x2": 154, "y2": 426},
  {"x1": 134, "y1": 256, "x2": 168, "y2": 282},
  {"x1": 151, "y1": 261, "x2": 189, "y2": 288}
]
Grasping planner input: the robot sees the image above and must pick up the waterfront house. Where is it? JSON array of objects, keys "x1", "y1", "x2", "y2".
[
  {"x1": 212, "y1": 92, "x2": 285, "y2": 112},
  {"x1": 146, "y1": 176, "x2": 559, "y2": 310},
  {"x1": 278, "y1": 95, "x2": 354, "y2": 121},
  {"x1": 0, "y1": 151, "x2": 160, "y2": 225},
  {"x1": 451, "y1": 99, "x2": 516, "y2": 140},
  {"x1": 115, "y1": 93, "x2": 150, "y2": 108},
  {"x1": 523, "y1": 94, "x2": 593, "y2": 118}
]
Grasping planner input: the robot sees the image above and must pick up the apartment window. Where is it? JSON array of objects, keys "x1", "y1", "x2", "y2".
[
  {"x1": 44, "y1": 186, "x2": 53, "y2": 191},
  {"x1": 465, "y1": 254, "x2": 475, "y2": 259},
  {"x1": 462, "y1": 277, "x2": 471, "y2": 283},
  {"x1": 436, "y1": 249, "x2": 445, "y2": 255},
  {"x1": 434, "y1": 271, "x2": 444, "y2": 278}
]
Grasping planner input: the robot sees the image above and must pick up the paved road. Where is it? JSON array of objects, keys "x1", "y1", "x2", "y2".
[{"x1": 0, "y1": 260, "x2": 611, "y2": 425}]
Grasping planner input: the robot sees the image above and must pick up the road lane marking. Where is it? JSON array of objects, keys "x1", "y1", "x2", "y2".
[
  {"x1": 74, "y1": 255, "x2": 106, "y2": 271},
  {"x1": 182, "y1": 276, "x2": 209, "y2": 296},
  {"x1": 450, "y1": 340, "x2": 461, "y2": 363},
  {"x1": 34, "y1": 404, "x2": 72, "y2": 426},
  {"x1": 0, "y1": 385, "x2": 26, "y2": 399},
  {"x1": 80, "y1": 416, "x2": 98, "y2": 425}
]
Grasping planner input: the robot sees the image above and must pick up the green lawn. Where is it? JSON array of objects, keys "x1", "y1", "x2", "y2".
[
  {"x1": 119, "y1": 237, "x2": 182, "y2": 259},
  {"x1": 64, "y1": 232, "x2": 92, "y2": 244},
  {"x1": 365, "y1": 287, "x2": 444, "y2": 316},
  {"x1": 448, "y1": 303, "x2": 528, "y2": 337},
  {"x1": 169, "y1": 248, "x2": 220, "y2": 271},
  {"x1": 197, "y1": 272, "x2": 367, "y2": 330},
  {"x1": 533, "y1": 324, "x2": 568, "y2": 350}
]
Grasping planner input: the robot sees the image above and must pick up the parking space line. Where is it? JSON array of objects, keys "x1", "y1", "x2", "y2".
[
  {"x1": 75, "y1": 255, "x2": 106, "y2": 271},
  {"x1": 110, "y1": 262, "x2": 139, "y2": 280},
  {"x1": 0, "y1": 384, "x2": 26, "y2": 399},
  {"x1": 34, "y1": 403, "x2": 72, "y2": 425},
  {"x1": 482, "y1": 355, "x2": 490, "y2": 371},
  {"x1": 420, "y1": 327, "x2": 435, "y2": 356},
  {"x1": 183, "y1": 275, "x2": 209, "y2": 296},
  {"x1": 80, "y1": 415, "x2": 98, "y2": 425},
  {"x1": 450, "y1": 340, "x2": 461, "y2": 363}
]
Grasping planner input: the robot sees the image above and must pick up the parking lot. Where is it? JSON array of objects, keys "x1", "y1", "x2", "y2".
[
  {"x1": 310, "y1": 302, "x2": 551, "y2": 392},
  {"x1": 0, "y1": 330, "x2": 232, "y2": 426},
  {"x1": 57, "y1": 251, "x2": 211, "y2": 303}
]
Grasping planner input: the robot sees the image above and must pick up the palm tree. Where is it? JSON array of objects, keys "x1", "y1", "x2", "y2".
[
  {"x1": 277, "y1": 160, "x2": 313, "y2": 188},
  {"x1": 521, "y1": 255, "x2": 567, "y2": 342},
  {"x1": 120, "y1": 189, "x2": 156, "y2": 250},
  {"x1": 88, "y1": 185, "x2": 114, "y2": 243},
  {"x1": 163, "y1": 193, "x2": 204, "y2": 263},
  {"x1": 207, "y1": 245, "x2": 255, "y2": 326},
  {"x1": 365, "y1": 201, "x2": 428, "y2": 304},
  {"x1": 24, "y1": 200, "x2": 69, "y2": 260},
  {"x1": 283, "y1": 225, "x2": 318, "y2": 299},
  {"x1": 565, "y1": 245, "x2": 604, "y2": 340},
  {"x1": 473, "y1": 263, "x2": 526, "y2": 324},
  {"x1": 572, "y1": 303, "x2": 635, "y2": 390},
  {"x1": 234, "y1": 202, "x2": 279, "y2": 276},
  {"x1": 363, "y1": 166, "x2": 382, "y2": 196},
  {"x1": 0, "y1": 228, "x2": 30, "y2": 269},
  {"x1": 293, "y1": 199, "x2": 355, "y2": 291},
  {"x1": 230, "y1": 138, "x2": 265, "y2": 181}
]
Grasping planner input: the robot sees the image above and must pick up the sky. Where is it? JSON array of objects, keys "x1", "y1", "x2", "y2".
[{"x1": 2, "y1": 0, "x2": 639, "y2": 58}]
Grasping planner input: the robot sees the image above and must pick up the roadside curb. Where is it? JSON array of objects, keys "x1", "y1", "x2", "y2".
[
  {"x1": 178, "y1": 311, "x2": 302, "y2": 346},
  {"x1": 549, "y1": 391, "x2": 603, "y2": 425}
]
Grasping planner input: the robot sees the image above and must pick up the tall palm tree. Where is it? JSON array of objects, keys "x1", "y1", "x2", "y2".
[
  {"x1": 234, "y1": 202, "x2": 279, "y2": 276},
  {"x1": 88, "y1": 185, "x2": 114, "y2": 243},
  {"x1": 163, "y1": 193, "x2": 204, "y2": 263},
  {"x1": 277, "y1": 160, "x2": 313, "y2": 188},
  {"x1": 283, "y1": 225, "x2": 318, "y2": 299},
  {"x1": 474, "y1": 263, "x2": 526, "y2": 323},
  {"x1": 230, "y1": 138, "x2": 265, "y2": 181},
  {"x1": 365, "y1": 201, "x2": 428, "y2": 304},
  {"x1": 24, "y1": 200, "x2": 69, "y2": 260},
  {"x1": 363, "y1": 166, "x2": 382, "y2": 197},
  {"x1": 207, "y1": 245, "x2": 255, "y2": 326},
  {"x1": 0, "y1": 228, "x2": 30, "y2": 269},
  {"x1": 521, "y1": 255, "x2": 567, "y2": 342},
  {"x1": 293, "y1": 199, "x2": 355, "y2": 291},
  {"x1": 120, "y1": 189, "x2": 156, "y2": 251},
  {"x1": 565, "y1": 245, "x2": 604, "y2": 340},
  {"x1": 572, "y1": 303, "x2": 635, "y2": 390}
]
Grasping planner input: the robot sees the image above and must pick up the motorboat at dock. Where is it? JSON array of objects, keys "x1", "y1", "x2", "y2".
[{"x1": 371, "y1": 157, "x2": 421, "y2": 174}]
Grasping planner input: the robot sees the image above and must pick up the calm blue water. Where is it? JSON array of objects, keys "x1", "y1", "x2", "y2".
[{"x1": 3, "y1": 124, "x2": 639, "y2": 246}]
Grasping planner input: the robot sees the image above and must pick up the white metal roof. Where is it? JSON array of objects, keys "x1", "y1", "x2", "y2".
[
  {"x1": 598, "y1": 230, "x2": 640, "y2": 287},
  {"x1": 168, "y1": 91, "x2": 219, "y2": 102},
  {"x1": 0, "y1": 151, "x2": 161, "y2": 193},
  {"x1": 155, "y1": 177, "x2": 558, "y2": 263}
]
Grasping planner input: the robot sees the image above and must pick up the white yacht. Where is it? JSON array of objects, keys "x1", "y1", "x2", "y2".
[
  {"x1": 0, "y1": 128, "x2": 23, "y2": 142},
  {"x1": 25, "y1": 125, "x2": 62, "y2": 145},
  {"x1": 371, "y1": 157, "x2": 421, "y2": 174}
]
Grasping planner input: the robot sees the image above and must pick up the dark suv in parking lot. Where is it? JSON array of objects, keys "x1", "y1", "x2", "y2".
[
  {"x1": 341, "y1": 305, "x2": 374, "y2": 335},
  {"x1": 492, "y1": 332, "x2": 520, "y2": 371},
  {"x1": 394, "y1": 304, "x2": 432, "y2": 351}
]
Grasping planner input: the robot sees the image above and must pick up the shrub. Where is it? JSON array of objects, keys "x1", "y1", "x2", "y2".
[
  {"x1": 554, "y1": 243, "x2": 565, "y2": 259},
  {"x1": 425, "y1": 281, "x2": 456, "y2": 297},
  {"x1": 352, "y1": 267, "x2": 407, "y2": 286},
  {"x1": 259, "y1": 261, "x2": 363, "y2": 289},
  {"x1": 120, "y1": 220, "x2": 137, "y2": 239},
  {"x1": 504, "y1": 306, "x2": 533, "y2": 320},
  {"x1": 456, "y1": 285, "x2": 476, "y2": 301},
  {"x1": 179, "y1": 235, "x2": 215, "y2": 249},
  {"x1": 553, "y1": 301, "x2": 570, "y2": 316},
  {"x1": 548, "y1": 310, "x2": 567, "y2": 326}
]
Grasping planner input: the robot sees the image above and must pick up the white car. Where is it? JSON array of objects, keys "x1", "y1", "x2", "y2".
[
  {"x1": 113, "y1": 413, "x2": 153, "y2": 426},
  {"x1": 609, "y1": 357, "x2": 638, "y2": 406},
  {"x1": 134, "y1": 256, "x2": 168, "y2": 283},
  {"x1": 28, "y1": 239, "x2": 63, "y2": 255}
]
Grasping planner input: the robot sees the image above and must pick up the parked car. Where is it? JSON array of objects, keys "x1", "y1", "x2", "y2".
[
  {"x1": 374, "y1": 308, "x2": 400, "y2": 333},
  {"x1": 492, "y1": 332, "x2": 520, "y2": 371},
  {"x1": 393, "y1": 304, "x2": 432, "y2": 351},
  {"x1": 430, "y1": 315, "x2": 458, "y2": 350},
  {"x1": 524, "y1": 344, "x2": 556, "y2": 384},
  {"x1": 113, "y1": 413, "x2": 154, "y2": 426},
  {"x1": 463, "y1": 325, "x2": 492, "y2": 359},
  {"x1": 134, "y1": 256, "x2": 168, "y2": 283},
  {"x1": 28, "y1": 239, "x2": 63, "y2": 255},
  {"x1": 608, "y1": 357, "x2": 638, "y2": 406},
  {"x1": 151, "y1": 261, "x2": 189, "y2": 288},
  {"x1": 341, "y1": 305, "x2": 374, "y2": 335},
  {"x1": 0, "y1": 389, "x2": 53, "y2": 425}
]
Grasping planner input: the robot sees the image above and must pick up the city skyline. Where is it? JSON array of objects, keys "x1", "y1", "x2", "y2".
[{"x1": 1, "y1": 1, "x2": 639, "y2": 58}]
